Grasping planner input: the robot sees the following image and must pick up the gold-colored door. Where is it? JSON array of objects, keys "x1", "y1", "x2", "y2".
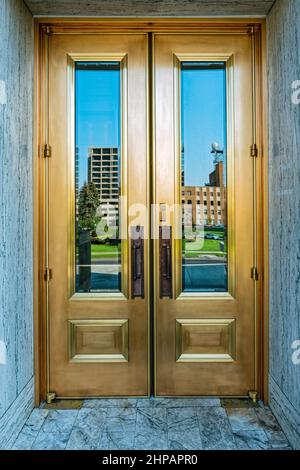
[
  {"x1": 47, "y1": 34, "x2": 149, "y2": 397},
  {"x1": 153, "y1": 34, "x2": 258, "y2": 396},
  {"x1": 44, "y1": 28, "x2": 261, "y2": 399}
]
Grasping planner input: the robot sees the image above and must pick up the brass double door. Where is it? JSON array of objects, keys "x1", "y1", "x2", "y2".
[{"x1": 46, "y1": 31, "x2": 259, "y2": 398}]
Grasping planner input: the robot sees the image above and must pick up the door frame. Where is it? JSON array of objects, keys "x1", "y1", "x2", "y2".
[{"x1": 33, "y1": 18, "x2": 268, "y2": 404}]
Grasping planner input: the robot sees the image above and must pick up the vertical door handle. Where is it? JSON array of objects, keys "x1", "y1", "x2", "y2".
[
  {"x1": 166, "y1": 245, "x2": 171, "y2": 280},
  {"x1": 159, "y1": 226, "x2": 172, "y2": 298},
  {"x1": 132, "y1": 245, "x2": 137, "y2": 281},
  {"x1": 131, "y1": 226, "x2": 144, "y2": 299}
]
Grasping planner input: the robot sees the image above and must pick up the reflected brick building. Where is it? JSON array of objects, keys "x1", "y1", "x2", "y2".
[{"x1": 182, "y1": 162, "x2": 227, "y2": 226}]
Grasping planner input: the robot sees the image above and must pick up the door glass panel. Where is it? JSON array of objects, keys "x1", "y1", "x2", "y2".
[
  {"x1": 75, "y1": 62, "x2": 121, "y2": 293},
  {"x1": 181, "y1": 62, "x2": 227, "y2": 293}
]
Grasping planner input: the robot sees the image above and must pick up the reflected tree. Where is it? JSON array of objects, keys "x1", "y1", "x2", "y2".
[
  {"x1": 78, "y1": 181, "x2": 101, "y2": 236},
  {"x1": 77, "y1": 182, "x2": 101, "y2": 292}
]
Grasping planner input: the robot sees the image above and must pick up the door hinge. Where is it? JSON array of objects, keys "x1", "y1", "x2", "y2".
[
  {"x1": 248, "y1": 390, "x2": 258, "y2": 404},
  {"x1": 247, "y1": 24, "x2": 255, "y2": 36},
  {"x1": 46, "y1": 392, "x2": 56, "y2": 404},
  {"x1": 43, "y1": 144, "x2": 52, "y2": 158},
  {"x1": 45, "y1": 26, "x2": 52, "y2": 36},
  {"x1": 251, "y1": 267, "x2": 259, "y2": 281},
  {"x1": 250, "y1": 143, "x2": 258, "y2": 158},
  {"x1": 44, "y1": 267, "x2": 52, "y2": 282}
]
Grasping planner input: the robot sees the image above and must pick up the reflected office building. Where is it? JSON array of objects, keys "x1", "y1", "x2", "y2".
[{"x1": 88, "y1": 147, "x2": 120, "y2": 226}]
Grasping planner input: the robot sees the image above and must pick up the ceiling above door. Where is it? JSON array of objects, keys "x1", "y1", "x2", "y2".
[{"x1": 24, "y1": 0, "x2": 275, "y2": 17}]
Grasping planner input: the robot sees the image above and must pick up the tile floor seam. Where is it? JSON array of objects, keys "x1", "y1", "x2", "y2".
[
  {"x1": 11, "y1": 408, "x2": 49, "y2": 450},
  {"x1": 11, "y1": 425, "x2": 26, "y2": 448},
  {"x1": 29, "y1": 424, "x2": 40, "y2": 450},
  {"x1": 195, "y1": 406, "x2": 207, "y2": 451},
  {"x1": 33, "y1": 409, "x2": 80, "y2": 450},
  {"x1": 65, "y1": 409, "x2": 79, "y2": 450},
  {"x1": 63, "y1": 410, "x2": 80, "y2": 451},
  {"x1": 195, "y1": 407, "x2": 204, "y2": 451},
  {"x1": 133, "y1": 403, "x2": 138, "y2": 449},
  {"x1": 166, "y1": 406, "x2": 170, "y2": 449},
  {"x1": 68, "y1": 408, "x2": 88, "y2": 450},
  {"x1": 260, "y1": 428, "x2": 270, "y2": 447},
  {"x1": 96, "y1": 408, "x2": 106, "y2": 449}
]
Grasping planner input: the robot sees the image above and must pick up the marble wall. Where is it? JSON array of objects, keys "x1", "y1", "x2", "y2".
[
  {"x1": 24, "y1": 0, "x2": 275, "y2": 17},
  {"x1": 0, "y1": 0, "x2": 34, "y2": 448},
  {"x1": 267, "y1": 0, "x2": 300, "y2": 450}
]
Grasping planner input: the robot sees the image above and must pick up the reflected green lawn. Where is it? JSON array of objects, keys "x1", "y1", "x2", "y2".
[
  {"x1": 91, "y1": 243, "x2": 120, "y2": 259},
  {"x1": 184, "y1": 238, "x2": 226, "y2": 258},
  {"x1": 89, "y1": 234, "x2": 226, "y2": 261}
]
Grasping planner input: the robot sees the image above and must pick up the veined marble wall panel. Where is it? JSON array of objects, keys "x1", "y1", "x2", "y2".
[
  {"x1": 0, "y1": 0, "x2": 34, "y2": 428},
  {"x1": 267, "y1": 0, "x2": 300, "y2": 449}
]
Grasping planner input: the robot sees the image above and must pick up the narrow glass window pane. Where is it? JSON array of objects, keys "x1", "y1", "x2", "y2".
[
  {"x1": 181, "y1": 62, "x2": 227, "y2": 293},
  {"x1": 75, "y1": 62, "x2": 121, "y2": 293}
]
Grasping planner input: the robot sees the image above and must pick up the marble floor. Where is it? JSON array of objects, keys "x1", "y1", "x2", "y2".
[{"x1": 11, "y1": 398, "x2": 292, "y2": 450}]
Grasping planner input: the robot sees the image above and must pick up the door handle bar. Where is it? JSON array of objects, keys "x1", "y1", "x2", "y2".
[
  {"x1": 159, "y1": 225, "x2": 172, "y2": 298},
  {"x1": 131, "y1": 225, "x2": 144, "y2": 299}
]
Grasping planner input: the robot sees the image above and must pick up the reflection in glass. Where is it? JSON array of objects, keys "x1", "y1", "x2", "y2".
[
  {"x1": 75, "y1": 62, "x2": 121, "y2": 293},
  {"x1": 181, "y1": 62, "x2": 228, "y2": 292}
]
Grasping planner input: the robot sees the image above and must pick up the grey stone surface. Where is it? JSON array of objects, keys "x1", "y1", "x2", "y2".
[
  {"x1": 0, "y1": 0, "x2": 34, "y2": 447},
  {"x1": 67, "y1": 407, "x2": 106, "y2": 450},
  {"x1": 233, "y1": 429, "x2": 270, "y2": 450},
  {"x1": 0, "y1": 378, "x2": 35, "y2": 449},
  {"x1": 255, "y1": 406, "x2": 281, "y2": 431},
  {"x1": 11, "y1": 398, "x2": 291, "y2": 450},
  {"x1": 269, "y1": 377, "x2": 300, "y2": 450},
  {"x1": 226, "y1": 408, "x2": 263, "y2": 432},
  {"x1": 167, "y1": 407, "x2": 202, "y2": 450},
  {"x1": 12, "y1": 408, "x2": 49, "y2": 450},
  {"x1": 41, "y1": 410, "x2": 79, "y2": 434},
  {"x1": 32, "y1": 410, "x2": 79, "y2": 450},
  {"x1": 83, "y1": 397, "x2": 220, "y2": 409},
  {"x1": 197, "y1": 406, "x2": 236, "y2": 450},
  {"x1": 136, "y1": 397, "x2": 220, "y2": 407},
  {"x1": 105, "y1": 407, "x2": 137, "y2": 432},
  {"x1": 83, "y1": 398, "x2": 137, "y2": 409},
  {"x1": 24, "y1": 0, "x2": 275, "y2": 17},
  {"x1": 227, "y1": 403, "x2": 292, "y2": 450},
  {"x1": 267, "y1": 0, "x2": 300, "y2": 450},
  {"x1": 99, "y1": 407, "x2": 137, "y2": 450},
  {"x1": 134, "y1": 407, "x2": 168, "y2": 450},
  {"x1": 265, "y1": 430, "x2": 292, "y2": 450},
  {"x1": 99, "y1": 428, "x2": 136, "y2": 450}
]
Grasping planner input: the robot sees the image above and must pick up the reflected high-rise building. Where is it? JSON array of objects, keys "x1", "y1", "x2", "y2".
[{"x1": 88, "y1": 147, "x2": 120, "y2": 225}]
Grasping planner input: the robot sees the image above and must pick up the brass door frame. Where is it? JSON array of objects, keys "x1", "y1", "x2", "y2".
[{"x1": 33, "y1": 18, "x2": 268, "y2": 404}]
